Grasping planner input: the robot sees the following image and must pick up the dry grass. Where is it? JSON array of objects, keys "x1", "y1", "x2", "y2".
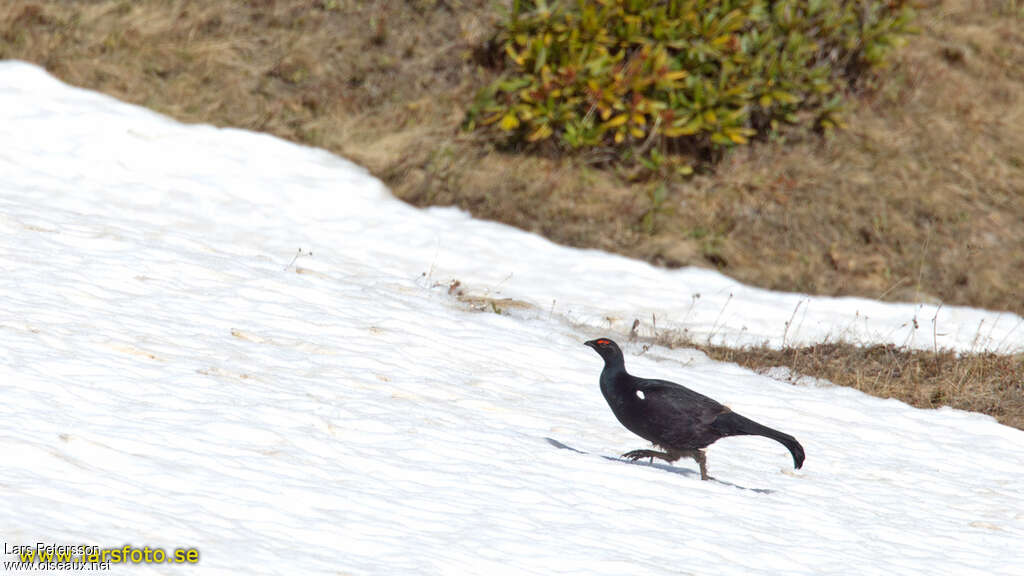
[
  {"x1": 641, "y1": 311, "x2": 1024, "y2": 432},
  {"x1": 452, "y1": 289, "x2": 1024, "y2": 430},
  {"x1": 2, "y1": 0, "x2": 1022, "y2": 425},
  {"x1": 698, "y1": 343, "x2": 1024, "y2": 430}
]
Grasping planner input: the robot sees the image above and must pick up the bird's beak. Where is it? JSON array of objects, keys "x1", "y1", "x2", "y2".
[{"x1": 584, "y1": 340, "x2": 597, "y2": 349}]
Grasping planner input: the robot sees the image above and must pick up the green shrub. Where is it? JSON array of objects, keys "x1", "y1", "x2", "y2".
[{"x1": 466, "y1": 0, "x2": 914, "y2": 169}]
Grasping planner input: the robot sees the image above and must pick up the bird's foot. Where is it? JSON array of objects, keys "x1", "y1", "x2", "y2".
[{"x1": 622, "y1": 449, "x2": 671, "y2": 462}]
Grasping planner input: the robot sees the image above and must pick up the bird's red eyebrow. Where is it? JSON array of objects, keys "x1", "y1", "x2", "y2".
[{"x1": 597, "y1": 339, "x2": 610, "y2": 345}]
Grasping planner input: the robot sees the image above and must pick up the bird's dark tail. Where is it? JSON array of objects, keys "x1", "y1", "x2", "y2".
[{"x1": 712, "y1": 411, "x2": 805, "y2": 469}]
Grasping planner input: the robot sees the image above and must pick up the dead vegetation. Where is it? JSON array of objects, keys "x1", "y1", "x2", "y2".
[
  {"x1": 696, "y1": 342, "x2": 1024, "y2": 430},
  {"x1": 449, "y1": 287, "x2": 1024, "y2": 430},
  {"x1": 2, "y1": 0, "x2": 1021, "y2": 424}
]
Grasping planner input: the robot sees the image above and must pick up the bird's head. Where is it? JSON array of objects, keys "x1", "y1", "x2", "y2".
[{"x1": 584, "y1": 338, "x2": 624, "y2": 365}]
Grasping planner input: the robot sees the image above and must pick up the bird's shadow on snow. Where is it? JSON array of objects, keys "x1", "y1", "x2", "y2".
[{"x1": 545, "y1": 437, "x2": 774, "y2": 495}]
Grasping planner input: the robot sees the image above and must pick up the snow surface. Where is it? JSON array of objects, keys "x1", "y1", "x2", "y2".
[{"x1": 2, "y1": 61, "x2": 1023, "y2": 575}]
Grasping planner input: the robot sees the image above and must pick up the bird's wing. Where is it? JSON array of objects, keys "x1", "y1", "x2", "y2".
[
  {"x1": 614, "y1": 380, "x2": 719, "y2": 450},
  {"x1": 635, "y1": 378, "x2": 724, "y2": 410}
]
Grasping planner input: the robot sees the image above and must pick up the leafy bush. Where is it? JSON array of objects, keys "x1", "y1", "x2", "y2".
[{"x1": 467, "y1": 0, "x2": 914, "y2": 169}]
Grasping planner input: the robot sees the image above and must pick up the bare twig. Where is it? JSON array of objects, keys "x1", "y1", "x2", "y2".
[
  {"x1": 283, "y1": 247, "x2": 312, "y2": 271},
  {"x1": 782, "y1": 299, "x2": 804, "y2": 348},
  {"x1": 707, "y1": 292, "x2": 733, "y2": 346}
]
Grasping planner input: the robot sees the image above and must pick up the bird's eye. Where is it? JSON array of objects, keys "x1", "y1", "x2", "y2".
[{"x1": 597, "y1": 339, "x2": 610, "y2": 346}]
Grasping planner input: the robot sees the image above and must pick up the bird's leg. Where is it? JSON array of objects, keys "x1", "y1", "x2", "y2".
[
  {"x1": 666, "y1": 449, "x2": 709, "y2": 480},
  {"x1": 694, "y1": 449, "x2": 708, "y2": 481},
  {"x1": 622, "y1": 449, "x2": 674, "y2": 463},
  {"x1": 624, "y1": 449, "x2": 709, "y2": 480}
]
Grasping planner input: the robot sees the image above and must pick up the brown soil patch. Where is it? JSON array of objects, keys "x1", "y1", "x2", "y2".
[{"x1": 3, "y1": 0, "x2": 1019, "y2": 312}]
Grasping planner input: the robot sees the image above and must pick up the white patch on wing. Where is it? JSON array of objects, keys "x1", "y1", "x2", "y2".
[{"x1": 636, "y1": 390, "x2": 645, "y2": 400}]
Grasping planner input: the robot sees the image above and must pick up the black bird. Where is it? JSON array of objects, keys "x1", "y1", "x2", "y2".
[{"x1": 584, "y1": 338, "x2": 805, "y2": 480}]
